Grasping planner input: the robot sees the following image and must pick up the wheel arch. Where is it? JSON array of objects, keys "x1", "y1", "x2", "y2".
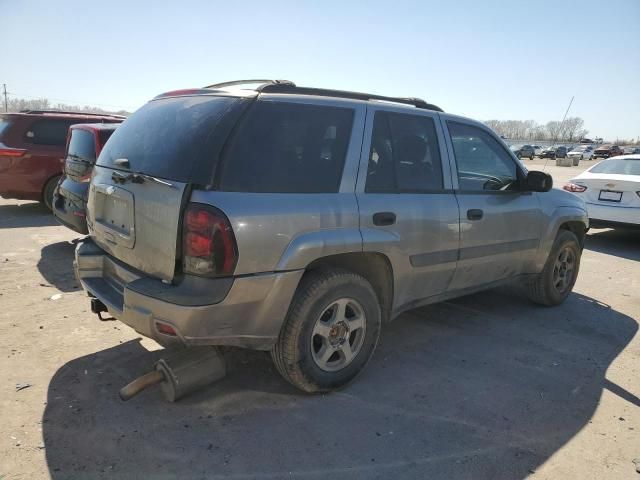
[{"x1": 304, "y1": 252, "x2": 394, "y2": 322}]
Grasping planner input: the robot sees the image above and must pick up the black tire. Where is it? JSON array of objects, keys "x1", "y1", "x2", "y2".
[
  {"x1": 42, "y1": 175, "x2": 61, "y2": 212},
  {"x1": 525, "y1": 230, "x2": 581, "y2": 306},
  {"x1": 271, "y1": 268, "x2": 381, "y2": 393}
]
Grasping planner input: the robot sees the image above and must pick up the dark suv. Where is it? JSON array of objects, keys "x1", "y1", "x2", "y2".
[
  {"x1": 514, "y1": 145, "x2": 535, "y2": 159},
  {"x1": 53, "y1": 123, "x2": 121, "y2": 233},
  {"x1": 75, "y1": 80, "x2": 587, "y2": 393},
  {"x1": 0, "y1": 110, "x2": 124, "y2": 210}
]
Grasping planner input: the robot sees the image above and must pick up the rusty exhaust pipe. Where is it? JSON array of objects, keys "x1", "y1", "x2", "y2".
[{"x1": 119, "y1": 370, "x2": 165, "y2": 401}]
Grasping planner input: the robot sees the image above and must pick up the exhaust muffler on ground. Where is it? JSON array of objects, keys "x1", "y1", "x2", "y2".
[{"x1": 119, "y1": 347, "x2": 226, "y2": 402}]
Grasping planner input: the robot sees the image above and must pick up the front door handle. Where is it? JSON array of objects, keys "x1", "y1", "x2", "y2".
[
  {"x1": 373, "y1": 212, "x2": 396, "y2": 226},
  {"x1": 467, "y1": 209, "x2": 484, "y2": 221}
]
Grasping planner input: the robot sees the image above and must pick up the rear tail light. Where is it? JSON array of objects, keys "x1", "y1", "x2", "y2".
[
  {"x1": 0, "y1": 147, "x2": 26, "y2": 157},
  {"x1": 563, "y1": 183, "x2": 587, "y2": 193},
  {"x1": 182, "y1": 203, "x2": 238, "y2": 277}
]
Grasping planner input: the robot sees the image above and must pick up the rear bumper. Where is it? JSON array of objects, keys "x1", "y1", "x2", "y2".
[
  {"x1": 52, "y1": 179, "x2": 89, "y2": 234},
  {"x1": 75, "y1": 240, "x2": 303, "y2": 350},
  {"x1": 586, "y1": 202, "x2": 640, "y2": 227}
]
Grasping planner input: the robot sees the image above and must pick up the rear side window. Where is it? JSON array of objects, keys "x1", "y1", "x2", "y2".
[
  {"x1": 219, "y1": 101, "x2": 354, "y2": 193},
  {"x1": 98, "y1": 96, "x2": 245, "y2": 182},
  {"x1": 26, "y1": 120, "x2": 76, "y2": 146},
  {"x1": 67, "y1": 129, "x2": 96, "y2": 163},
  {"x1": 366, "y1": 111, "x2": 443, "y2": 193},
  {"x1": 98, "y1": 129, "x2": 116, "y2": 145},
  {"x1": 0, "y1": 117, "x2": 12, "y2": 139}
]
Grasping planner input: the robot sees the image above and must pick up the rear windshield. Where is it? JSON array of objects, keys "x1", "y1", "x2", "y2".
[
  {"x1": 97, "y1": 96, "x2": 245, "y2": 182},
  {"x1": 590, "y1": 159, "x2": 640, "y2": 176},
  {"x1": 218, "y1": 101, "x2": 354, "y2": 193},
  {"x1": 67, "y1": 129, "x2": 96, "y2": 163}
]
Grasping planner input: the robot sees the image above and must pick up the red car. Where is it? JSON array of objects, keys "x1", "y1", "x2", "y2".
[{"x1": 0, "y1": 110, "x2": 125, "y2": 210}]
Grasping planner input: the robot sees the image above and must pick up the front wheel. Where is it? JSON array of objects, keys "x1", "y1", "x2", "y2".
[
  {"x1": 524, "y1": 230, "x2": 581, "y2": 306},
  {"x1": 271, "y1": 268, "x2": 381, "y2": 393}
]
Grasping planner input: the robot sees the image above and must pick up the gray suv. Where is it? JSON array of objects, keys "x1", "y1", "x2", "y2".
[{"x1": 75, "y1": 80, "x2": 588, "y2": 393}]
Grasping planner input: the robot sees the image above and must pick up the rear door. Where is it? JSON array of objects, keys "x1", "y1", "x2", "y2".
[
  {"x1": 87, "y1": 94, "x2": 249, "y2": 282},
  {"x1": 442, "y1": 118, "x2": 544, "y2": 291},
  {"x1": 356, "y1": 105, "x2": 459, "y2": 312}
]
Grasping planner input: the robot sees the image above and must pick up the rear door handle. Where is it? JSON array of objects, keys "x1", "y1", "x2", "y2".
[
  {"x1": 467, "y1": 209, "x2": 484, "y2": 221},
  {"x1": 373, "y1": 212, "x2": 396, "y2": 226}
]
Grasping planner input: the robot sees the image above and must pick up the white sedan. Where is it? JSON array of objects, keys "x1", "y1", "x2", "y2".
[
  {"x1": 567, "y1": 146, "x2": 594, "y2": 162},
  {"x1": 564, "y1": 155, "x2": 640, "y2": 228}
]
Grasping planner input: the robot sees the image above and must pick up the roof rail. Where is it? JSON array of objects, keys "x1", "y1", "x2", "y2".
[
  {"x1": 19, "y1": 109, "x2": 126, "y2": 118},
  {"x1": 259, "y1": 84, "x2": 443, "y2": 112},
  {"x1": 203, "y1": 79, "x2": 295, "y2": 90}
]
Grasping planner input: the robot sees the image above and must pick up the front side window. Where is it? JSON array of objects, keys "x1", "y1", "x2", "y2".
[
  {"x1": 365, "y1": 111, "x2": 443, "y2": 193},
  {"x1": 219, "y1": 101, "x2": 354, "y2": 193},
  {"x1": 448, "y1": 121, "x2": 519, "y2": 191},
  {"x1": 26, "y1": 120, "x2": 77, "y2": 146}
]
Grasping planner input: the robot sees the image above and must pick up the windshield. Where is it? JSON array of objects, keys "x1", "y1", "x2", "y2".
[
  {"x1": 590, "y1": 159, "x2": 640, "y2": 175},
  {"x1": 97, "y1": 95, "x2": 246, "y2": 182}
]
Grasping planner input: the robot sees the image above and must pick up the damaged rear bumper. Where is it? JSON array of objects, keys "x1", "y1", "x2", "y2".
[{"x1": 74, "y1": 240, "x2": 303, "y2": 350}]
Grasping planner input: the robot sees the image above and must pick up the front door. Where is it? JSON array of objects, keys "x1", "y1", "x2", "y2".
[
  {"x1": 356, "y1": 106, "x2": 460, "y2": 313},
  {"x1": 442, "y1": 119, "x2": 544, "y2": 291}
]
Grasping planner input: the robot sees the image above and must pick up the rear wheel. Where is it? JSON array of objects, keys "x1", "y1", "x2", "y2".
[
  {"x1": 271, "y1": 268, "x2": 381, "y2": 393},
  {"x1": 525, "y1": 230, "x2": 581, "y2": 306},
  {"x1": 42, "y1": 175, "x2": 61, "y2": 212}
]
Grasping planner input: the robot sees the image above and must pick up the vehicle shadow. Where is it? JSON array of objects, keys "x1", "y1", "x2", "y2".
[
  {"x1": 42, "y1": 289, "x2": 637, "y2": 479},
  {"x1": 37, "y1": 241, "x2": 81, "y2": 292},
  {"x1": 0, "y1": 202, "x2": 58, "y2": 229},
  {"x1": 585, "y1": 228, "x2": 640, "y2": 262}
]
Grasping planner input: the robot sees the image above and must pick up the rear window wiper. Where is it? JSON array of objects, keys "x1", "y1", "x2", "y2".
[
  {"x1": 111, "y1": 170, "x2": 176, "y2": 189},
  {"x1": 67, "y1": 153, "x2": 93, "y2": 164}
]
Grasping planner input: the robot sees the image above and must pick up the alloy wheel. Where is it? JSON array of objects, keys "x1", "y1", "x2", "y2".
[
  {"x1": 552, "y1": 246, "x2": 576, "y2": 293},
  {"x1": 311, "y1": 298, "x2": 367, "y2": 372}
]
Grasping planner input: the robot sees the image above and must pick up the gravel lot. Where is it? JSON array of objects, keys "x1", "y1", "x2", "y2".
[{"x1": 1, "y1": 160, "x2": 638, "y2": 479}]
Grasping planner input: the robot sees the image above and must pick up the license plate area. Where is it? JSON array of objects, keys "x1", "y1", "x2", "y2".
[
  {"x1": 92, "y1": 183, "x2": 135, "y2": 248},
  {"x1": 598, "y1": 190, "x2": 622, "y2": 202}
]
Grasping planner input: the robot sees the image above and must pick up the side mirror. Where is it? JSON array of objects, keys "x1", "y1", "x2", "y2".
[{"x1": 525, "y1": 170, "x2": 553, "y2": 192}]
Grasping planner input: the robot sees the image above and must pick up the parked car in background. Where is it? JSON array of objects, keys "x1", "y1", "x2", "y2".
[
  {"x1": 556, "y1": 146, "x2": 568, "y2": 158},
  {"x1": 593, "y1": 144, "x2": 624, "y2": 160},
  {"x1": 564, "y1": 155, "x2": 640, "y2": 228},
  {"x1": 0, "y1": 110, "x2": 125, "y2": 210},
  {"x1": 75, "y1": 80, "x2": 587, "y2": 394},
  {"x1": 568, "y1": 145, "x2": 594, "y2": 165},
  {"x1": 540, "y1": 147, "x2": 557, "y2": 160},
  {"x1": 533, "y1": 145, "x2": 543, "y2": 156},
  {"x1": 623, "y1": 146, "x2": 640, "y2": 155},
  {"x1": 513, "y1": 144, "x2": 535, "y2": 159},
  {"x1": 53, "y1": 123, "x2": 121, "y2": 233}
]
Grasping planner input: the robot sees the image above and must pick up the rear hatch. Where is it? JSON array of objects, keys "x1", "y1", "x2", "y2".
[
  {"x1": 87, "y1": 94, "x2": 250, "y2": 282},
  {"x1": 64, "y1": 128, "x2": 99, "y2": 181}
]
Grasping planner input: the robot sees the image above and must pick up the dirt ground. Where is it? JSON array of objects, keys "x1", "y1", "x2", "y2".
[{"x1": 1, "y1": 160, "x2": 638, "y2": 479}]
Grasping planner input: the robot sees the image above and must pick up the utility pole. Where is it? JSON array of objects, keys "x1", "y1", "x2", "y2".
[{"x1": 2, "y1": 84, "x2": 7, "y2": 112}]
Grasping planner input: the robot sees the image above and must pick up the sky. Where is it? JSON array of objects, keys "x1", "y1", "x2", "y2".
[{"x1": 2, "y1": 0, "x2": 639, "y2": 140}]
